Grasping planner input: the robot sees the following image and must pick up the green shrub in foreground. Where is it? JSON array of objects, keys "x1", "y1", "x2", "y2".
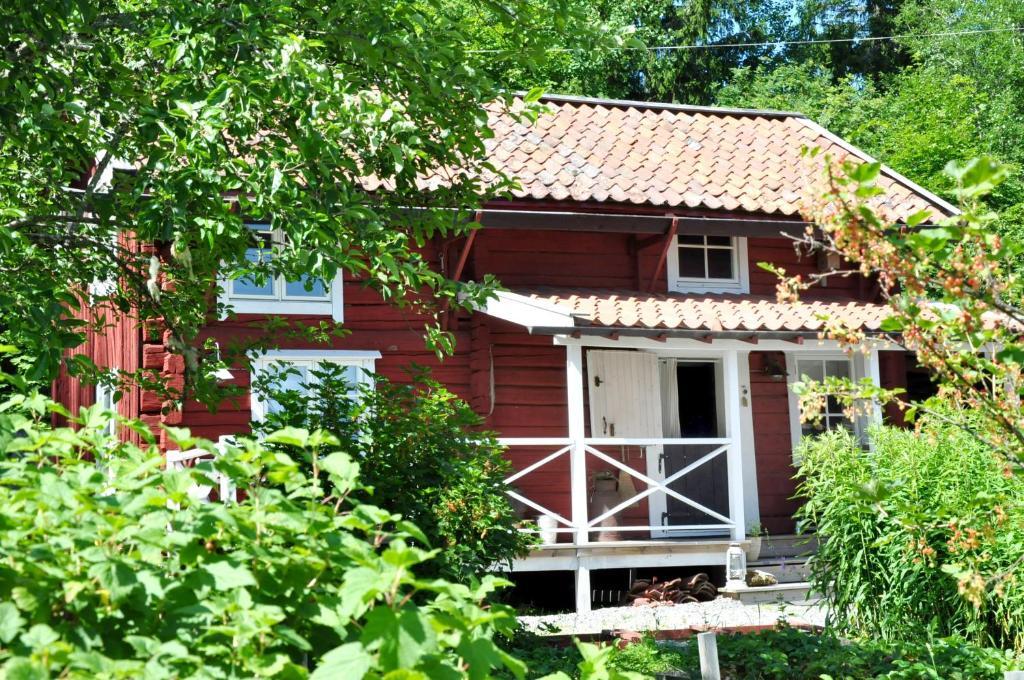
[
  {"x1": 795, "y1": 416, "x2": 1024, "y2": 650},
  {"x1": 0, "y1": 394, "x2": 524, "y2": 678},
  {"x1": 252, "y1": 365, "x2": 533, "y2": 581},
  {"x1": 508, "y1": 627, "x2": 1020, "y2": 679}
]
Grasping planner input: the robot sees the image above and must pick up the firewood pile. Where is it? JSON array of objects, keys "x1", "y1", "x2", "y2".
[{"x1": 621, "y1": 574, "x2": 717, "y2": 606}]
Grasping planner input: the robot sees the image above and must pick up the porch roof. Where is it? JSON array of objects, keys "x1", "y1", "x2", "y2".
[{"x1": 482, "y1": 287, "x2": 892, "y2": 338}]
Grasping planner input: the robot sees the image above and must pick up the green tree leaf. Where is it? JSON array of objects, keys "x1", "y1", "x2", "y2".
[
  {"x1": 203, "y1": 561, "x2": 257, "y2": 590},
  {"x1": 0, "y1": 602, "x2": 25, "y2": 644},
  {"x1": 310, "y1": 643, "x2": 373, "y2": 680}
]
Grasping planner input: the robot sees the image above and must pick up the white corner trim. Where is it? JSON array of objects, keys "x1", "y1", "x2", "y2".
[
  {"x1": 799, "y1": 118, "x2": 960, "y2": 217},
  {"x1": 736, "y1": 351, "x2": 760, "y2": 529},
  {"x1": 477, "y1": 290, "x2": 578, "y2": 331}
]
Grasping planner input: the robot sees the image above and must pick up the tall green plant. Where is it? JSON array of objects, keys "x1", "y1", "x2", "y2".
[
  {"x1": 252, "y1": 363, "x2": 533, "y2": 582},
  {"x1": 0, "y1": 392, "x2": 525, "y2": 678},
  {"x1": 795, "y1": 416, "x2": 1024, "y2": 650}
]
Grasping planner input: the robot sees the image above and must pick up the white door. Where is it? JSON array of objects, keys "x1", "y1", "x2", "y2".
[
  {"x1": 586, "y1": 350, "x2": 662, "y2": 538},
  {"x1": 587, "y1": 350, "x2": 662, "y2": 439}
]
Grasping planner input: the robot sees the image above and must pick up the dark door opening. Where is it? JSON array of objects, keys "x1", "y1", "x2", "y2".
[{"x1": 661, "y1": 361, "x2": 730, "y2": 534}]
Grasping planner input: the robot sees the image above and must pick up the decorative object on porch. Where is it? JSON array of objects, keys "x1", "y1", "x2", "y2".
[
  {"x1": 536, "y1": 514, "x2": 559, "y2": 545},
  {"x1": 746, "y1": 569, "x2": 779, "y2": 587},
  {"x1": 744, "y1": 522, "x2": 765, "y2": 561},
  {"x1": 616, "y1": 448, "x2": 638, "y2": 500},
  {"x1": 725, "y1": 543, "x2": 748, "y2": 589},
  {"x1": 588, "y1": 470, "x2": 623, "y2": 542},
  {"x1": 621, "y1": 573, "x2": 718, "y2": 606}
]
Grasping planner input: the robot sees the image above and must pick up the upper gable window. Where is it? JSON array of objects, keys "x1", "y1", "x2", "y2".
[
  {"x1": 219, "y1": 224, "x2": 343, "y2": 320},
  {"x1": 667, "y1": 235, "x2": 749, "y2": 294}
]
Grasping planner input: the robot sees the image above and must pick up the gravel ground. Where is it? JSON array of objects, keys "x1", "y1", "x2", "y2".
[{"x1": 519, "y1": 596, "x2": 829, "y2": 636}]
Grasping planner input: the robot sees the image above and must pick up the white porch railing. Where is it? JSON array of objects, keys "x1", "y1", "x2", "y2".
[
  {"x1": 501, "y1": 436, "x2": 743, "y2": 546},
  {"x1": 166, "y1": 443, "x2": 237, "y2": 504}
]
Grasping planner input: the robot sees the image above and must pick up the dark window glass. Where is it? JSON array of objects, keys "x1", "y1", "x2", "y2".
[
  {"x1": 678, "y1": 235, "x2": 704, "y2": 245},
  {"x1": 706, "y1": 248, "x2": 733, "y2": 279},
  {"x1": 706, "y1": 236, "x2": 731, "y2": 247},
  {"x1": 678, "y1": 248, "x2": 705, "y2": 277}
]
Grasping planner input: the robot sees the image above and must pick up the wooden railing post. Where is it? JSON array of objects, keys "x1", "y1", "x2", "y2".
[
  {"x1": 723, "y1": 350, "x2": 746, "y2": 541},
  {"x1": 566, "y1": 342, "x2": 591, "y2": 614}
]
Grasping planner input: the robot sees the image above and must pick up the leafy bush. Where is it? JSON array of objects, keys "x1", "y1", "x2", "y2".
[
  {"x1": 0, "y1": 393, "x2": 524, "y2": 678},
  {"x1": 506, "y1": 628, "x2": 1020, "y2": 679},
  {"x1": 795, "y1": 416, "x2": 1024, "y2": 650},
  {"x1": 253, "y1": 363, "x2": 532, "y2": 581}
]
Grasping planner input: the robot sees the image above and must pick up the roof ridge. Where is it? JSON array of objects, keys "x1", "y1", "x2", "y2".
[
  {"x1": 531, "y1": 92, "x2": 807, "y2": 120},
  {"x1": 796, "y1": 117, "x2": 960, "y2": 217}
]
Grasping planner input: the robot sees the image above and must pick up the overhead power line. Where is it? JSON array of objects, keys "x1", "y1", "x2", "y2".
[{"x1": 468, "y1": 26, "x2": 1024, "y2": 54}]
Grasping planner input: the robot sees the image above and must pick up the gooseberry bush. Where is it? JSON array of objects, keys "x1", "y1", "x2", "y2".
[{"x1": 0, "y1": 390, "x2": 525, "y2": 678}]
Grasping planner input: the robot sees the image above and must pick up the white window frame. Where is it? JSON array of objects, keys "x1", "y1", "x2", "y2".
[
  {"x1": 785, "y1": 352, "x2": 881, "y2": 456},
  {"x1": 249, "y1": 349, "x2": 380, "y2": 422},
  {"x1": 218, "y1": 224, "x2": 344, "y2": 321},
  {"x1": 667, "y1": 235, "x2": 749, "y2": 295}
]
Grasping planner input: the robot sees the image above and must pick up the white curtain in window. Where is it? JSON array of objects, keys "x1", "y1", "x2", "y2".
[{"x1": 659, "y1": 360, "x2": 681, "y2": 438}]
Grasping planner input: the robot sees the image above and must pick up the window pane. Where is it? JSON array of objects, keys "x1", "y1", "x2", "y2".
[
  {"x1": 678, "y1": 235, "x2": 703, "y2": 245},
  {"x1": 233, "y1": 231, "x2": 275, "y2": 296},
  {"x1": 828, "y1": 416, "x2": 853, "y2": 433},
  {"x1": 825, "y1": 360, "x2": 850, "y2": 379},
  {"x1": 706, "y1": 236, "x2": 731, "y2": 247},
  {"x1": 284, "y1": 275, "x2": 328, "y2": 298},
  {"x1": 265, "y1": 364, "x2": 307, "y2": 415},
  {"x1": 678, "y1": 247, "x2": 705, "y2": 277},
  {"x1": 706, "y1": 249, "x2": 733, "y2": 279},
  {"x1": 798, "y1": 360, "x2": 824, "y2": 382},
  {"x1": 233, "y1": 249, "x2": 275, "y2": 295},
  {"x1": 802, "y1": 421, "x2": 825, "y2": 436},
  {"x1": 826, "y1": 395, "x2": 843, "y2": 414}
]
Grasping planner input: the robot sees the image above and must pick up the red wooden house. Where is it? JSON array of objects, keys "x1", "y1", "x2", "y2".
[{"x1": 58, "y1": 94, "x2": 954, "y2": 612}]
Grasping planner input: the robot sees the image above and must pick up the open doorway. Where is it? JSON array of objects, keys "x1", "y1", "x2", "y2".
[{"x1": 650, "y1": 359, "x2": 731, "y2": 537}]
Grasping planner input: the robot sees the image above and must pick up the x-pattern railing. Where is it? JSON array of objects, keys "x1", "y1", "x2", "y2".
[{"x1": 501, "y1": 436, "x2": 735, "y2": 544}]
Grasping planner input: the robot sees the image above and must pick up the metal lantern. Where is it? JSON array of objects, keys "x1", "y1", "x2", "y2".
[{"x1": 726, "y1": 542, "x2": 747, "y2": 589}]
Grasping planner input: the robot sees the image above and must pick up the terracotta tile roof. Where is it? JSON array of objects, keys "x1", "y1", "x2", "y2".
[
  {"x1": 481, "y1": 94, "x2": 956, "y2": 220},
  {"x1": 522, "y1": 287, "x2": 891, "y2": 334}
]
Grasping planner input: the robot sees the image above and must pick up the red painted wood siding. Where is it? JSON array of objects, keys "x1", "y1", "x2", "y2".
[
  {"x1": 748, "y1": 351, "x2": 800, "y2": 534},
  {"x1": 61, "y1": 224, "x2": 891, "y2": 534},
  {"x1": 464, "y1": 230, "x2": 875, "y2": 300}
]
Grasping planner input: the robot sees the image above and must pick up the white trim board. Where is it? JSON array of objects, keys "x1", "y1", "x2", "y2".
[
  {"x1": 554, "y1": 335, "x2": 900, "y2": 353},
  {"x1": 477, "y1": 290, "x2": 577, "y2": 332}
]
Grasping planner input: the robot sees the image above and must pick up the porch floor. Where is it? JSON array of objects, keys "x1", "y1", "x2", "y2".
[{"x1": 511, "y1": 538, "x2": 750, "y2": 572}]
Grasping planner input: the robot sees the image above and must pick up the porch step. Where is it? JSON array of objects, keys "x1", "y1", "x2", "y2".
[
  {"x1": 756, "y1": 534, "x2": 817, "y2": 560},
  {"x1": 748, "y1": 558, "x2": 811, "y2": 584},
  {"x1": 720, "y1": 581, "x2": 815, "y2": 605}
]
